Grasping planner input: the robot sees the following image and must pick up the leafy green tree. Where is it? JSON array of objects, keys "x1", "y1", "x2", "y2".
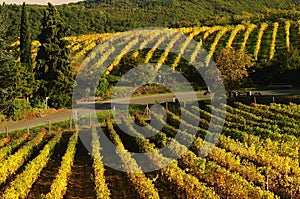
[
  {"x1": 34, "y1": 3, "x2": 74, "y2": 108},
  {"x1": 0, "y1": 5, "x2": 30, "y2": 117},
  {"x1": 274, "y1": 45, "x2": 300, "y2": 72},
  {"x1": 211, "y1": 47, "x2": 255, "y2": 94},
  {"x1": 20, "y1": 2, "x2": 32, "y2": 72},
  {"x1": 271, "y1": 45, "x2": 300, "y2": 84}
]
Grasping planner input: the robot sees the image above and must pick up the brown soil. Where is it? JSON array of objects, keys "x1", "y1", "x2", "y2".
[
  {"x1": 0, "y1": 135, "x2": 52, "y2": 194},
  {"x1": 64, "y1": 135, "x2": 96, "y2": 199},
  {"x1": 27, "y1": 133, "x2": 72, "y2": 198},
  {"x1": 145, "y1": 170, "x2": 178, "y2": 199},
  {"x1": 104, "y1": 166, "x2": 140, "y2": 199}
]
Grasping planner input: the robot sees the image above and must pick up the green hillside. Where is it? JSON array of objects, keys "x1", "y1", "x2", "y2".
[
  {"x1": 3, "y1": 0, "x2": 300, "y2": 41},
  {"x1": 9, "y1": 20, "x2": 300, "y2": 88}
]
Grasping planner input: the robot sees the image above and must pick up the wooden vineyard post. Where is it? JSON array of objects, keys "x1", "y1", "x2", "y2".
[
  {"x1": 74, "y1": 110, "x2": 78, "y2": 125},
  {"x1": 44, "y1": 120, "x2": 51, "y2": 134},
  {"x1": 144, "y1": 104, "x2": 150, "y2": 117},
  {"x1": 26, "y1": 122, "x2": 29, "y2": 136},
  {"x1": 6, "y1": 127, "x2": 8, "y2": 137},
  {"x1": 89, "y1": 113, "x2": 92, "y2": 127},
  {"x1": 69, "y1": 117, "x2": 72, "y2": 130},
  {"x1": 48, "y1": 121, "x2": 51, "y2": 134}
]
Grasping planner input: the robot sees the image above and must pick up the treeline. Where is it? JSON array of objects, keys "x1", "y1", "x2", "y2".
[
  {"x1": 3, "y1": 0, "x2": 300, "y2": 41},
  {"x1": 0, "y1": 3, "x2": 73, "y2": 120}
]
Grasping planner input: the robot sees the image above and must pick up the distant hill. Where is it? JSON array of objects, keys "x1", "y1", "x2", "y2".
[{"x1": 3, "y1": 0, "x2": 300, "y2": 40}]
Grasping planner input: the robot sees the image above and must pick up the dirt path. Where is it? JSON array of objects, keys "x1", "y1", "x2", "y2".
[
  {"x1": 27, "y1": 132, "x2": 72, "y2": 198},
  {"x1": 0, "y1": 91, "x2": 211, "y2": 133},
  {"x1": 99, "y1": 128, "x2": 140, "y2": 199},
  {"x1": 104, "y1": 166, "x2": 140, "y2": 199},
  {"x1": 145, "y1": 171, "x2": 178, "y2": 199},
  {"x1": 65, "y1": 133, "x2": 96, "y2": 199}
]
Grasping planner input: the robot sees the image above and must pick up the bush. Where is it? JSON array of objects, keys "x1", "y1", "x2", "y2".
[
  {"x1": 48, "y1": 94, "x2": 72, "y2": 109},
  {"x1": 11, "y1": 99, "x2": 32, "y2": 121},
  {"x1": 30, "y1": 98, "x2": 44, "y2": 109},
  {"x1": 0, "y1": 113, "x2": 6, "y2": 122}
]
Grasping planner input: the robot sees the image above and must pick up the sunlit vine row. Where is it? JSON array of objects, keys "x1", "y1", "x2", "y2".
[
  {"x1": 147, "y1": 111, "x2": 278, "y2": 198},
  {"x1": 202, "y1": 26, "x2": 223, "y2": 40},
  {"x1": 226, "y1": 24, "x2": 245, "y2": 48},
  {"x1": 224, "y1": 104, "x2": 299, "y2": 136},
  {"x1": 254, "y1": 23, "x2": 268, "y2": 60},
  {"x1": 269, "y1": 22, "x2": 279, "y2": 60},
  {"x1": 258, "y1": 103, "x2": 300, "y2": 119},
  {"x1": 106, "y1": 118, "x2": 160, "y2": 199},
  {"x1": 0, "y1": 135, "x2": 27, "y2": 162},
  {"x1": 0, "y1": 132, "x2": 45, "y2": 184},
  {"x1": 285, "y1": 21, "x2": 291, "y2": 50},
  {"x1": 171, "y1": 26, "x2": 210, "y2": 69},
  {"x1": 152, "y1": 111, "x2": 265, "y2": 187},
  {"x1": 0, "y1": 137, "x2": 8, "y2": 148},
  {"x1": 173, "y1": 108, "x2": 300, "y2": 197},
  {"x1": 235, "y1": 102, "x2": 299, "y2": 129},
  {"x1": 206, "y1": 26, "x2": 232, "y2": 66},
  {"x1": 131, "y1": 34, "x2": 159, "y2": 58},
  {"x1": 193, "y1": 105, "x2": 299, "y2": 159},
  {"x1": 2, "y1": 132, "x2": 62, "y2": 198},
  {"x1": 105, "y1": 38, "x2": 139, "y2": 74},
  {"x1": 156, "y1": 33, "x2": 181, "y2": 70},
  {"x1": 144, "y1": 37, "x2": 166, "y2": 64},
  {"x1": 240, "y1": 24, "x2": 256, "y2": 51},
  {"x1": 91, "y1": 126, "x2": 111, "y2": 199},
  {"x1": 42, "y1": 131, "x2": 78, "y2": 199},
  {"x1": 120, "y1": 117, "x2": 220, "y2": 198},
  {"x1": 189, "y1": 106, "x2": 300, "y2": 178},
  {"x1": 207, "y1": 105, "x2": 299, "y2": 158}
]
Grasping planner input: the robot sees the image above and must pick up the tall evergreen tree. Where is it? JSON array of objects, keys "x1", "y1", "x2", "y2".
[
  {"x1": 19, "y1": 2, "x2": 35, "y2": 100},
  {"x1": 34, "y1": 3, "x2": 73, "y2": 108},
  {"x1": 0, "y1": 4, "x2": 29, "y2": 116},
  {"x1": 20, "y1": 2, "x2": 32, "y2": 72}
]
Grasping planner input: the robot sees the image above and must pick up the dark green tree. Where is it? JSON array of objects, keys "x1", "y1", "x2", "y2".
[
  {"x1": 270, "y1": 45, "x2": 300, "y2": 84},
  {"x1": 274, "y1": 45, "x2": 300, "y2": 72},
  {"x1": 20, "y1": 2, "x2": 36, "y2": 99},
  {"x1": 0, "y1": 4, "x2": 30, "y2": 117},
  {"x1": 34, "y1": 3, "x2": 74, "y2": 108},
  {"x1": 0, "y1": 5, "x2": 14, "y2": 115},
  {"x1": 20, "y1": 2, "x2": 32, "y2": 71}
]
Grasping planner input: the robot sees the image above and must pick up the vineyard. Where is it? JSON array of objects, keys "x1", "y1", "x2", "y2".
[
  {"x1": 11, "y1": 20, "x2": 300, "y2": 73},
  {"x1": 0, "y1": 102, "x2": 299, "y2": 198}
]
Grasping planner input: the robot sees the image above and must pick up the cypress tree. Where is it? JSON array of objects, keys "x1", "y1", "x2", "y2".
[
  {"x1": 20, "y1": 2, "x2": 32, "y2": 72},
  {"x1": 35, "y1": 3, "x2": 73, "y2": 108}
]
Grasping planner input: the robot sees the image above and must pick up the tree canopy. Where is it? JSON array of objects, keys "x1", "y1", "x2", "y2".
[
  {"x1": 0, "y1": 5, "x2": 31, "y2": 116},
  {"x1": 20, "y1": 2, "x2": 32, "y2": 72},
  {"x1": 34, "y1": 3, "x2": 74, "y2": 108},
  {"x1": 213, "y1": 47, "x2": 255, "y2": 92},
  {"x1": 2, "y1": 0, "x2": 300, "y2": 40}
]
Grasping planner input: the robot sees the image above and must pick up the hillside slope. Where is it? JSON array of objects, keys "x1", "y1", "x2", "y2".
[{"x1": 3, "y1": 0, "x2": 300, "y2": 40}]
